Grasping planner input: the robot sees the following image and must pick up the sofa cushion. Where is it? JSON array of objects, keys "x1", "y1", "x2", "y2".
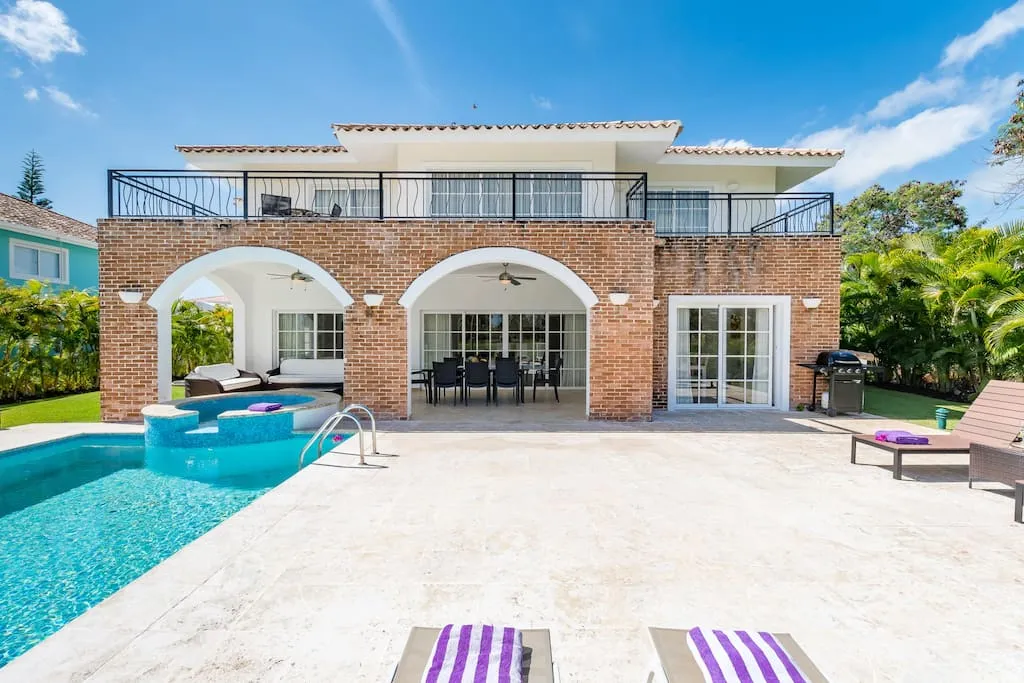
[
  {"x1": 278, "y1": 358, "x2": 345, "y2": 379},
  {"x1": 267, "y1": 374, "x2": 342, "y2": 385},
  {"x1": 218, "y1": 376, "x2": 262, "y2": 391},
  {"x1": 195, "y1": 363, "x2": 240, "y2": 381}
]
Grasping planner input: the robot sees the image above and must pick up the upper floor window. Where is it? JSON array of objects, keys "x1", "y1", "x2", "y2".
[
  {"x1": 648, "y1": 189, "x2": 710, "y2": 234},
  {"x1": 429, "y1": 172, "x2": 584, "y2": 218},
  {"x1": 313, "y1": 188, "x2": 380, "y2": 217},
  {"x1": 10, "y1": 239, "x2": 67, "y2": 283}
]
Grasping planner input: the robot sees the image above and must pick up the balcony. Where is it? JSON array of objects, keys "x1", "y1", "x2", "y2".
[
  {"x1": 107, "y1": 170, "x2": 647, "y2": 221},
  {"x1": 106, "y1": 170, "x2": 834, "y2": 235}
]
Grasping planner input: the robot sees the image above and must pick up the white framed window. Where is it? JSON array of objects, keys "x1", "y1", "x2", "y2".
[
  {"x1": 515, "y1": 173, "x2": 583, "y2": 218},
  {"x1": 275, "y1": 312, "x2": 344, "y2": 363},
  {"x1": 313, "y1": 188, "x2": 380, "y2": 217},
  {"x1": 421, "y1": 311, "x2": 587, "y2": 387},
  {"x1": 9, "y1": 239, "x2": 68, "y2": 284},
  {"x1": 430, "y1": 173, "x2": 513, "y2": 217},
  {"x1": 648, "y1": 188, "x2": 711, "y2": 234}
]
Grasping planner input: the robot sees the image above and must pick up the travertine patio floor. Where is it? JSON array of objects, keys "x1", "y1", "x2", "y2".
[{"x1": 3, "y1": 413, "x2": 1023, "y2": 682}]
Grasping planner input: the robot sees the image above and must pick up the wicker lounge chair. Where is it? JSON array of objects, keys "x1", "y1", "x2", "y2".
[
  {"x1": 390, "y1": 627, "x2": 557, "y2": 682},
  {"x1": 647, "y1": 627, "x2": 829, "y2": 682},
  {"x1": 850, "y1": 379, "x2": 1024, "y2": 480},
  {"x1": 969, "y1": 442, "x2": 1024, "y2": 523}
]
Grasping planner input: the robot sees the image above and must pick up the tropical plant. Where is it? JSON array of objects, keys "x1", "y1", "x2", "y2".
[
  {"x1": 16, "y1": 150, "x2": 53, "y2": 209},
  {"x1": 170, "y1": 299, "x2": 233, "y2": 378}
]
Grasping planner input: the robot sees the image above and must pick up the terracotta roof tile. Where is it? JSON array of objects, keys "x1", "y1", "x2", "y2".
[
  {"x1": 666, "y1": 145, "x2": 843, "y2": 158},
  {"x1": 175, "y1": 145, "x2": 348, "y2": 154},
  {"x1": 331, "y1": 120, "x2": 682, "y2": 134},
  {"x1": 0, "y1": 192, "x2": 96, "y2": 242}
]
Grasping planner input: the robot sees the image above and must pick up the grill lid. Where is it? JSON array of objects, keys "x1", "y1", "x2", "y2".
[{"x1": 816, "y1": 350, "x2": 863, "y2": 367}]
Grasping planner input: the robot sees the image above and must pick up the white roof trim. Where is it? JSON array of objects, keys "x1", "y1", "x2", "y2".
[{"x1": 0, "y1": 221, "x2": 97, "y2": 248}]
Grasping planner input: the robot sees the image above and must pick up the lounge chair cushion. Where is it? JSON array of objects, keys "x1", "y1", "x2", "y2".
[
  {"x1": 218, "y1": 376, "x2": 262, "y2": 391},
  {"x1": 687, "y1": 627, "x2": 808, "y2": 682},
  {"x1": 194, "y1": 363, "x2": 240, "y2": 381},
  {"x1": 393, "y1": 628, "x2": 553, "y2": 683},
  {"x1": 269, "y1": 358, "x2": 345, "y2": 384}
]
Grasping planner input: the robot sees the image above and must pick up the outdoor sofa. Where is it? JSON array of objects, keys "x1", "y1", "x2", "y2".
[
  {"x1": 647, "y1": 627, "x2": 829, "y2": 682},
  {"x1": 184, "y1": 363, "x2": 263, "y2": 397},
  {"x1": 850, "y1": 379, "x2": 1024, "y2": 480},
  {"x1": 266, "y1": 358, "x2": 345, "y2": 393}
]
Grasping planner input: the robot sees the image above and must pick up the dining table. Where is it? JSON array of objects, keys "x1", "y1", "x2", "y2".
[{"x1": 411, "y1": 362, "x2": 545, "y2": 405}]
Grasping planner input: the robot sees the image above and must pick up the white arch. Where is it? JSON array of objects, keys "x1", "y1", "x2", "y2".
[
  {"x1": 149, "y1": 246, "x2": 352, "y2": 401},
  {"x1": 398, "y1": 247, "x2": 598, "y2": 309},
  {"x1": 148, "y1": 246, "x2": 354, "y2": 310}
]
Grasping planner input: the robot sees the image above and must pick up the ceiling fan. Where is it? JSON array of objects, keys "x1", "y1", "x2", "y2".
[
  {"x1": 477, "y1": 263, "x2": 537, "y2": 288},
  {"x1": 268, "y1": 270, "x2": 314, "y2": 289}
]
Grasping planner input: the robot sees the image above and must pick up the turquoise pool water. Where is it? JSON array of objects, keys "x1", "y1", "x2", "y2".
[{"x1": 0, "y1": 433, "x2": 312, "y2": 667}]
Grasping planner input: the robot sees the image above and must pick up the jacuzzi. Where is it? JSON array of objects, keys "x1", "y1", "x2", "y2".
[{"x1": 143, "y1": 390, "x2": 340, "y2": 448}]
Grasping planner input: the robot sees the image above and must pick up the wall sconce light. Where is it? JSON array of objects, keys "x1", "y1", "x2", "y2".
[
  {"x1": 801, "y1": 297, "x2": 822, "y2": 310},
  {"x1": 118, "y1": 287, "x2": 143, "y2": 304},
  {"x1": 609, "y1": 290, "x2": 630, "y2": 306},
  {"x1": 363, "y1": 291, "x2": 384, "y2": 307},
  {"x1": 726, "y1": 181, "x2": 741, "y2": 191},
  {"x1": 653, "y1": 298, "x2": 661, "y2": 308}
]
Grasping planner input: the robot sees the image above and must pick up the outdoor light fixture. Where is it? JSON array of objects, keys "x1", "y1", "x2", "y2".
[
  {"x1": 653, "y1": 298, "x2": 661, "y2": 308},
  {"x1": 498, "y1": 272, "x2": 512, "y2": 288},
  {"x1": 609, "y1": 290, "x2": 630, "y2": 306},
  {"x1": 802, "y1": 297, "x2": 822, "y2": 310},
  {"x1": 363, "y1": 291, "x2": 384, "y2": 307},
  {"x1": 118, "y1": 288, "x2": 143, "y2": 304}
]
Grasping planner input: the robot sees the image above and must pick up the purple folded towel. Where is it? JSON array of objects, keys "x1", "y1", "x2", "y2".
[
  {"x1": 892, "y1": 435, "x2": 929, "y2": 445},
  {"x1": 875, "y1": 429, "x2": 912, "y2": 442},
  {"x1": 247, "y1": 402, "x2": 283, "y2": 413}
]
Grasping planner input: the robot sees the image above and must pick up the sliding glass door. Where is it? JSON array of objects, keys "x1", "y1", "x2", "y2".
[{"x1": 674, "y1": 305, "x2": 773, "y2": 407}]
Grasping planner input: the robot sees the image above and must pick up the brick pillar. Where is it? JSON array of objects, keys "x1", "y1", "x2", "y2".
[
  {"x1": 99, "y1": 291, "x2": 158, "y2": 422},
  {"x1": 589, "y1": 298, "x2": 654, "y2": 421},
  {"x1": 342, "y1": 297, "x2": 408, "y2": 420}
]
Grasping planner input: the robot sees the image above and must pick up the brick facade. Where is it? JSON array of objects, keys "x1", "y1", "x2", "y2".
[
  {"x1": 98, "y1": 219, "x2": 654, "y2": 422},
  {"x1": 652, "y1": 236, "x2": 841, "y2": 409},
  {"x1": 99, "y1": 220, "x2": 838, "y2": 422}
]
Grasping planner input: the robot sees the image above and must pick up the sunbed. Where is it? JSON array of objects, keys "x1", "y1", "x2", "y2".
[
  {"x1": 647, "y1": 627, "x2": 828, "y2": 682},
  {"x1": 391, "y1": 626, "x2": 558, "y2": 682},
  {"x1": 850, "y1": 379, "x2": 1024, "y2": 480}
]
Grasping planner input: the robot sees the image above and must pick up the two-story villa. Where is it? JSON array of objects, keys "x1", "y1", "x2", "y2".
[
  {"x1": 99, "y1": 119, "x2": 842, "y2": 421},
  {"x1": 0, "y1": 192, "x2": 98, "y2": 291}
]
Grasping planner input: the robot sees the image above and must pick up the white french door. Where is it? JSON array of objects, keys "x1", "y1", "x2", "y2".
[{"x1": 669, "y1": 296, "x2": 788, "y2": 409}]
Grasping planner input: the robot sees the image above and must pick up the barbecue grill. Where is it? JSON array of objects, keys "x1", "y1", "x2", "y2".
[{"x1": 798, "y1": 350, "x2": 867, "y2": 416}]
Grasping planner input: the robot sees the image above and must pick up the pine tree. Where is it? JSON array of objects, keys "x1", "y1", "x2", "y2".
[{"x1": 16, "y1": 150, "x2": 52, "y2": 209}]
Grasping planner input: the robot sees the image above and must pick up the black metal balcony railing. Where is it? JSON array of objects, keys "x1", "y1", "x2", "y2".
[
  {"x1": 646, "y1": 191, "x2": 834, "y2": 235},
  {"x1": 107, "y1": 170, "x2": 648, "y2": 221},
  {"x1": 106, "y1": 170, "x2": 834, "y2": 235}
]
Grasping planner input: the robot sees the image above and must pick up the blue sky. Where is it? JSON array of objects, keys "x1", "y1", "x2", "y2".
[{"x1": 1, "y1": 0, "x2": 1022, "y2": 228}]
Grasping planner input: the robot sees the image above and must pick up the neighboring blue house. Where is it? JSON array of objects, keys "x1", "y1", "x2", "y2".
[{"x1": 0, "y1": 192, "x2": 97, "y2": 291}]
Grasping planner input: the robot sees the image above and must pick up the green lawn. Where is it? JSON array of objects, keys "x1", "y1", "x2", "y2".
[
  {"x1": 0, "y1": 386, "x2": 185, "y2": 429},
  {"x1": 863, "y1": 385, "x2": 967, "y2": 430}
]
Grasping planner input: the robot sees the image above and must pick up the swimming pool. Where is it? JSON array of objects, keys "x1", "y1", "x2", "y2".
[{"x1": 0, "y1": 433, "x2": 314, "y2": 667}]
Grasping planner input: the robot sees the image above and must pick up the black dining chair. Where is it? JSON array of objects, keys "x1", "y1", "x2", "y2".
[
  {"x1": 411, "y1": 368, "x2": 432, "y2": 404},
  {"x1": 533, "y1": 356, "x2": 564, "y2": 402},
  {"x1": 432, "y1": 360, "x2": 460, "y2": 406},
  {"x1": 493, "y1": 357, "x2": 520, "y2": 406},
  {"x1": 463, "y1": 361, "x2": 491, "y2": 405}
]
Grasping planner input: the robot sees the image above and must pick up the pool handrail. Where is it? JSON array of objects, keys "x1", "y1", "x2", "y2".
[
  {"x1": 341, "y1": 403, "x2": 377, "y2": 455},
  {"x1": 298, "y1": 411, "x2": 365, "y2": 468}
]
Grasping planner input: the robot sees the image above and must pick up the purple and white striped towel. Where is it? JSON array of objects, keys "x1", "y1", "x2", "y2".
[
  {"x1": 687, "y1": 627, "x2": 808, "y2": 683},
  {"x1": 421, "y1": 624, "x2": 523, "y2": 683}
]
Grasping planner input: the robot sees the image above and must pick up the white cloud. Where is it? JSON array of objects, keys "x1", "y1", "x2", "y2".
[
  {"x1": 966, "y1": 159, "x2": 1023, "y2": 203},
  {"x1": 531, "y1": 94, "x2": 552, "y2": 110},
  {"x1": 43, "y1": 85, "x2": 94, "y2": 116},
  {"x1": 866, "y1": 75, "x2": 963, "y2": 121},
  {"x1": 0, "y1": 0, "x2": 83, "y2": 62},
  {"x1": 794, "y1": 74, "x2": 1021, "y2": 191},
  {"x1": 941, "y1": 1, "x2": 1024, "y2": 68},
  {"x1": 369, "y1": 0, "x2": 429, "y2": 98},
  {"x1": 706, "y1": 138, "x2": 751, "y2": 148},
  {"x1": 23, "y1": 86, "x2": 37, "y2": 100},
  {"x1": 9, "y1": 66, "x2": 22, "y2": 78}
]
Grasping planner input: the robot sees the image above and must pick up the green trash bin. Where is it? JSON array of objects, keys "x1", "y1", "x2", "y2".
[{"x1": 935, "y1": 407, "x2": 949, "y2": 430}]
